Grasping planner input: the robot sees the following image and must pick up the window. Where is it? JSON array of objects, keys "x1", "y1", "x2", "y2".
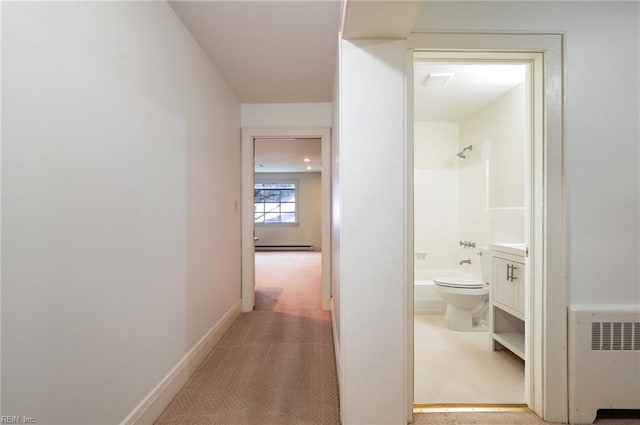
[{"x1": 254, "y1": 182, "x2": 297, "y2": 223}]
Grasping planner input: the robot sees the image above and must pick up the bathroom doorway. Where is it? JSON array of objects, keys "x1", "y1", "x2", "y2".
[
  {"x1": 404, "y1": 33, "x2": 566, "y2": 422},
  {"x1": 412, "y1": 58, "x2": 529, "y2": 405}
]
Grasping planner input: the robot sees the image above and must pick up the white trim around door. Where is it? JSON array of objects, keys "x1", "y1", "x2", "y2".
[
  {"x1": 241, "y1": 127, "x2": 332, "y2": 313},
  {"x1": 406, "y1": 32, "x2": 566, "y2": 424}
]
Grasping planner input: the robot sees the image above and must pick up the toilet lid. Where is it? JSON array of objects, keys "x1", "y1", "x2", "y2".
[{"x1": 433, "y1": 276, "x2": 486, "y2": 289}]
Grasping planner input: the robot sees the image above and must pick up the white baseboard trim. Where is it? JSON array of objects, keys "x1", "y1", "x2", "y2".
[
  {"x1": 120, "y1": 299, "x2": 242, "y2": 425},
  {"x1": 330, "y1": 297, "x2": 342, "y2": 395}
]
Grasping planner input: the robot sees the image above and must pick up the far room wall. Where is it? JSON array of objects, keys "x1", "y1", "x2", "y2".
[
  {"x1": 240, "y1": 102, "x2": 331, "y2": 254},
  {"x1": 255, "y1": 172, "x2": 322, "y2": 250}
]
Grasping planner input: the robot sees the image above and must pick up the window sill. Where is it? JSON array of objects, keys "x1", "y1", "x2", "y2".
[{"x1": 255, "y1": 222, "x2": 299, "y2": 227}]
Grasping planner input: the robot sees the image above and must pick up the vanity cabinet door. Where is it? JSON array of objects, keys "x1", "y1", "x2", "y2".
[
  {"x1": 493, "y1": 257, "x2": 515, "y2": 308},
  {"x1": 512, "y1": 261, "x2": 525, "y2": 315},
  {"x1": 492, "y1": 257, "x2": 525, "y2": 318}
]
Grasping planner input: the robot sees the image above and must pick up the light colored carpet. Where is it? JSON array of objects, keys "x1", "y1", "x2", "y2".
[{"x1": 154, "y1": 252, "x2": 339, "y2": 425}]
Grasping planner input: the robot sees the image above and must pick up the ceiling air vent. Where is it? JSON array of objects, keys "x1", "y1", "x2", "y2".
[{"x1": 421, "y1": 73, "x2": 454, "y2": 87}]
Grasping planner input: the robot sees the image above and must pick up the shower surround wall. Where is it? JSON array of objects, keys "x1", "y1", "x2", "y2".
[
  {"x1": 415, "y1": 122, "x2": 460, "y2": 270},
  {"x1": 415, "y1": 83, "x2": 526, "y2": 280}
]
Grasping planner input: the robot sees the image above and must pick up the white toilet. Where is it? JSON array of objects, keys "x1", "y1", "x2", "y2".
[{"x1": 434, "y1": 249, "x2": 492, "y2": 331}]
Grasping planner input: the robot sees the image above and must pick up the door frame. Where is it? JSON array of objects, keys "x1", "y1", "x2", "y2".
[
  {"x1": 241, "y1": 127, "x2": 332, "y2": 312},
  {"x1": 406, "y1": 32, "x2": 566, "y2": 423}
]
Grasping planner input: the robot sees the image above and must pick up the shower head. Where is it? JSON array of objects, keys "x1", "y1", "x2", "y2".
[{"x1": 457, "y1": 145, "x2": 473, "y2": 159}]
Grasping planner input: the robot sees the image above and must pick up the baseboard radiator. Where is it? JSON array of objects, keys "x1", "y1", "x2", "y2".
[
  {"x1": 255, "y1": 245, "x2": 315, "y2": 252},
  {"x1": 568, "y1": 305, "x2": 640, "y2": 424}
]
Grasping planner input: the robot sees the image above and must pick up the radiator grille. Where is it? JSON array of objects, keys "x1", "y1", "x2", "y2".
[
  {"x1": 592, "y1": 321, "x2": 640, "y2": 351},
  {"x1": 571, "y1": 307, "x2": 640, "y2": 424}
]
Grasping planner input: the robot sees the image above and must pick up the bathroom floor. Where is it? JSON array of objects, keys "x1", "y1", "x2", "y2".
[{"x1": 414, "y1": 314, "x2": 525, "y2": 404}]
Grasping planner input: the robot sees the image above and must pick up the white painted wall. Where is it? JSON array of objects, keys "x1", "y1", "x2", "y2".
[
  {"x1": 241, "y1": 102, "x2": 332, "y2": 128},
  {"x1": 459, "y1": 83, "x2": 526, "y2": 278},
  {"x1": 414, "y1": 84, "x2": 526, "y2": 279},
  {"x1": 0, "y1": 1, "x2": 4, "y2": 416},
  {"x1": 414, "y1": 122, "x2": 460, "y2": 270},
  {"x1": 337, "y1": 38, "x2": 407, "y2": 425},
  {"x1": 471, "y1": 83, "x2": 526, "y2": 210},
  {"x1": 255, "y1": 172, "x2": 322, "y2": 249},
  {"x1": 331, "y1": 40, "x2": 342, "y2": 375},
  {"x1": 415, "y1": 1, "x2": 640, "y2": 306},
  {"x1": 2, "y1": 3, "x2": 240, "y2": 424}
]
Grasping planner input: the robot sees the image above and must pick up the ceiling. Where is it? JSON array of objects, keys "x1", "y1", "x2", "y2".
[
  {"x1": 414, "y1": 62, "x2": 526, "y2": 122},
  {"x1": 166, "y1": 1, "x2": 452, "y2": 171},
  {"x1": 169, "y1": 1, "x2": 424, "y2": 103},
  {"x1": 255, "y1": 138, "x2": 322, "y2": 173},
  {"x1": 169, "y1": 0, "x2": 341, "y2": 103}
]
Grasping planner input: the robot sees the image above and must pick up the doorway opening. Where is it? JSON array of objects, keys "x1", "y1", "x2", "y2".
[
  {"x1": 241, "y1": 128, "x2": 331, "y2": 313},
  {"x1": 253, "y1": 137, "x2": 323, "y2": 310},
  {"x1": 404, "y1": 36, "x2": 566, "y2": 421},
  {"x1": 412, "y1": 59, "x2": 530, "y2": 406}
]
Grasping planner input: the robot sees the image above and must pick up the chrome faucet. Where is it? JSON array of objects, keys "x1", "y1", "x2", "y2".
[{"x1": 459, "y1": 259, "x2": 472, "y2": 265}]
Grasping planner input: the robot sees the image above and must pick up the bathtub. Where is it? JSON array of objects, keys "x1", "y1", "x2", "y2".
[{"x1": 414, "y1": 269, "x2": 478, "y2": 314}]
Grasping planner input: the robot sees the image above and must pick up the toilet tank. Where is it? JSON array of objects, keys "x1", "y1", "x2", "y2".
[{"x1": 479, "y1": 248, "x2": 493, "y2": 283}]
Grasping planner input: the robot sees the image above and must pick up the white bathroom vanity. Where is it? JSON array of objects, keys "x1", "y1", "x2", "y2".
[{"x1": 489, "y1": 243, "x2": 526, "y2": 359}]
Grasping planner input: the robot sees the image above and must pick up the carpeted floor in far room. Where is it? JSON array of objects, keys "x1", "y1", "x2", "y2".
[{"x1": 154, "y1": 251, "x2": 339, "y2": 425}]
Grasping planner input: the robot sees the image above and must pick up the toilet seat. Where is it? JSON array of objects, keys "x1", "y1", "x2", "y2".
[{"x1": 433, "y1": 276, "x2": 487, "y2": 289}]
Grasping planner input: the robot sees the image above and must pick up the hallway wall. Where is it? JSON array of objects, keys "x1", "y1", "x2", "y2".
[
  {"x1": 331, "y1": 51, "x2": 342, "y2": 383},
  {"x1": 240, "y1": 102, "x2": 332, "y2": 128},
  {"x1": 1, "y1": 2, "x2": 241, "y2": 424},
  {"x1": 337, "y1": 38, "x2": 408, "y2": 425}
]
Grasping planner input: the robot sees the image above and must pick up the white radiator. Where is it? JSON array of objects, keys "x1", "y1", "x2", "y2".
[{"x1": 568, "y1": 305, "x2": 640, "y2": 424}]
